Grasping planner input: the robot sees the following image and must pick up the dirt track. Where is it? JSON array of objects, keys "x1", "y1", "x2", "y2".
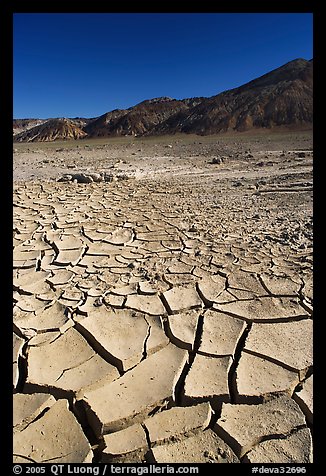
[{"x1": 13, "y1": 131, "x2": 313, "y2": 463}]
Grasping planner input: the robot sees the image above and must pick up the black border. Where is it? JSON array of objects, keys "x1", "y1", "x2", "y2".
[{"x1": 4, "y1": 1, "x2": 319, "y2": 474}]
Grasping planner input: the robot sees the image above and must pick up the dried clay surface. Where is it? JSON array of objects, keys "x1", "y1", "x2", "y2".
[{"x1": 13, "y1": 132, "x2": 313, "y2": 463}]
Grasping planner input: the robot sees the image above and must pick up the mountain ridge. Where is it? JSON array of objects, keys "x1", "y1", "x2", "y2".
[{"x1": 13, "y1": 58, "x2": 312, "y2": 142}]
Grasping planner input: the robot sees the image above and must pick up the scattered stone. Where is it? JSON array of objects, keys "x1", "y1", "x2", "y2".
[
  {"x1": 58, "y1": 172, "x2": 108, "y2": 183},
  {"x1": 188, "y1": 224, "x2": 198, "y2": 232},
  {"x1": 57, "y1": 174, "x2": 73, "y2": 182},
  {"x1": 88, "y1": 172, "x2": 104, "y2": 182},
  {"x1": 71, "y1": 173, "x2": 93, "y2": 183},
  {"x1": 210, "y1": 157, "x2": 223, "y2": 164}
]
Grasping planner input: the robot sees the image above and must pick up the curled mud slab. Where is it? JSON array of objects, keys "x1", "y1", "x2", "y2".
[{"x1": 13, "y1": 133, "x2": 313, "y2": 463}]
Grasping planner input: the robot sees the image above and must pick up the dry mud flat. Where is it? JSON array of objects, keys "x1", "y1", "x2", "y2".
[{"x1": 13, "y1": 132, "x2": 313, "y2": 464}]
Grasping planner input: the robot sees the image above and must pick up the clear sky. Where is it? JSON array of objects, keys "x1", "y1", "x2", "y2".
[{"x1": 13, "y1": 13, "x2": 313, "y2": 119}]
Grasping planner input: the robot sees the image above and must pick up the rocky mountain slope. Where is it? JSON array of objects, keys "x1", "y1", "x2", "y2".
[
  {"x1": 13, "y1": 119, "x2": 47, "y2": 136},
  {"x1": 13, "y1": 58, "x2": 312, "y2": 142},
  {"x1": 83, "y1": 97, "x2": 204, "y2": 138},
  {"x1": 151, "y1": 58, "x2": 312, "y2": 135},
  {"x1": 13, "y1": 118, "x2": 88, "y2": 142}
]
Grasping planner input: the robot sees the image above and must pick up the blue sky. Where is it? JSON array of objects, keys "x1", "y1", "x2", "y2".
[{"x1": 13, "y1": 13, "x2": 313, "y2": 119}]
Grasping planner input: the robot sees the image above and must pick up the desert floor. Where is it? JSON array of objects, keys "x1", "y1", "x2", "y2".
[{"x1": 13, "y1": 130, "x2": 313, "y2": 464}]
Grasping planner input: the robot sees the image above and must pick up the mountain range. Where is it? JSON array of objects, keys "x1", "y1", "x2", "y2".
[{"x1": 13, "y1": 58, "x2": 313, "y2": 142}]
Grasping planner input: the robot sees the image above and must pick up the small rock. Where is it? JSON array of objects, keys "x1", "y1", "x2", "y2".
[
  {"x1": 210, "y1": 157, "x2": 222, "y2": 164},
  {"x1": 103, "y1": 173, "x2": 114, "y2": 182},
  {"x1": 88, "y1": 173, "x2": 104, "y2": 182},
  {"x1": 188, "y1": 224, "x2": 197, "y2": 232},
  {"x1": 58, "y1": 174, "x2": 73, "y2": 182},
  {"x1": 117, "y1": 173, "x2": 129, "y2": 181}
]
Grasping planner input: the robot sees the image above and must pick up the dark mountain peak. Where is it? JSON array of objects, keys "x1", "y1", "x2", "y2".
[{"x1": 235, "y1": 58, "x2": 312, "y2": 93}]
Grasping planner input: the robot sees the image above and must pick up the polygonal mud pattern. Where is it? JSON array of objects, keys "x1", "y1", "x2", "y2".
[{"x1": 13, "y1": 140, "x2": 313, "y2": 465}]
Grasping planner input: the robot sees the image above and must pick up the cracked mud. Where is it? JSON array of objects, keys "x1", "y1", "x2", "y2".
[{"x1": 13, "y1": 133, "x2": 313, "y2": 463}]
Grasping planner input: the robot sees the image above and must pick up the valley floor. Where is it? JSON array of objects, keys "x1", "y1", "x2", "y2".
[{"x1": 13, "y1": 131, "x2": 313, "y2": 464}]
